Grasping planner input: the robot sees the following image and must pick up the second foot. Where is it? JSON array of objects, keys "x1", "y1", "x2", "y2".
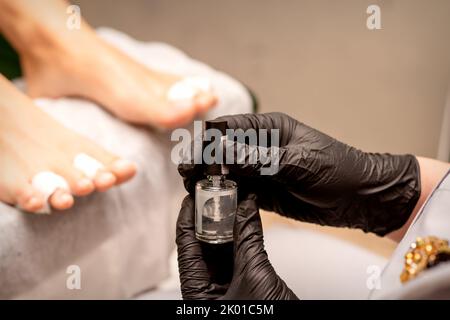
[
  {"x1": 22, "y1": 26, "x2": 218, "y2": 128},
  {"x1": 0, "y1": 75, "x2": 137, "y2": 214}
]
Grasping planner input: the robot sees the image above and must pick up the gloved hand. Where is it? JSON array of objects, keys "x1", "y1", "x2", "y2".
[
  {"x1": 176, "y1": 193, "x2": 298, "y2": 300},
  {"x1": 179, "y1": 112, "x2": 421, "y2": 236}
]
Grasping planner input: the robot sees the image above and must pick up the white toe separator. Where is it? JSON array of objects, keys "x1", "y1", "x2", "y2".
[
  {"x1": 167, "y1": 76, "x2": 212, "y2": 108},
  {"x1": 73, "y1": 153, "x2": 105, "y2": 179},
  {"x1": 31, "y1": 171, "x2": 70, "y2": 214}
]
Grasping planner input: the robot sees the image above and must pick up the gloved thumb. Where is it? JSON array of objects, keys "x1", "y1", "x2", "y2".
[
  {"x1": 232, "y1": 193, "x2": 266, "y2": 270},
  {"x1": 176, "y1": 195, "x2": 223, "y2": 299},
  {"x1": 226, "y1": 193, "x2": 299, "y2": 300}
]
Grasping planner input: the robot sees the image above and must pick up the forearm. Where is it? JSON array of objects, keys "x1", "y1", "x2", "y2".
[{"x1": 387, "y1": 156, "x2": 450, "y2": 242}]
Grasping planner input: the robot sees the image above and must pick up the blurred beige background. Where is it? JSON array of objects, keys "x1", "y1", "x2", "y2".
[
  {"x1": 75, "y1": 0, "x2": 450, "y2": 157},
  {"x1": 73, "y1": 0, "x2": 450, "y2": 257}
]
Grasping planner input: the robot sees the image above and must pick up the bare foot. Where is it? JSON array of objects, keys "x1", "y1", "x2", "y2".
[
  {"x1": 20, "y1": 26, "x2": 217, "y2": 128},
  {"x1": 0, "y1": 75, "x2": 136, "y2": 213}
]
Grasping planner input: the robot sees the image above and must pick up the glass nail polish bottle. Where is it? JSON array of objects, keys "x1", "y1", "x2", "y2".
[{"x1": 195, "y1": 120, "x2": 237, "y2": 244}]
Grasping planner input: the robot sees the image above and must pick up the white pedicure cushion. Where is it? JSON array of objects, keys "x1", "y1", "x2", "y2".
[
  {"x1": 73, "y1": 153, "x2": 105, "y2": 179},
  {"x1": 31, "y1": 171, "x2": 70, "y2": 214},
  {"x1": 167, "y1": 76, "x2": 212, "y2": 108}
]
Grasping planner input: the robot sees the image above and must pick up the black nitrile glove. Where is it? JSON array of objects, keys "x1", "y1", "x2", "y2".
[
  {"x1": 176, "y1": 193, "x2": 298, "y2": 300},
  {"x1": 178, "y1": 112, "x2": 421, "y2": 236}
]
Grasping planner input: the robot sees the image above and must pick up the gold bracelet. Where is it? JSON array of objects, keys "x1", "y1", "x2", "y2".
[{"x1": 400, "y1": 236, "x2": 450, "y2": 283}]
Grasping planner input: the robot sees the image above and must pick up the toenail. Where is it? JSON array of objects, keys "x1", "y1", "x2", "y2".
[
  {"x1": 59, "y1": 193, "x2": 73, "y2": 204},
  {"x1": 77, "y1": 178, "x2": 94, "y2": 190},
  {"x1": 97, "y1": 172, "x2": 116, "y2": 185},
  {"x1": 195, "y1": 94, "x2": 206, "y2": 102},
  {"x1": 167, "y1": 77, "x2": 213, "y2": 109},
  {"x1": 112, "y1": 159, "x2": 136, "y2": 172},
  {"x1": 27, "y1": 197, "x2": 44, "y2": 210},
  {"x1": 32, "y1": 171, "x2": 70, "y2": 214},
  {"x1": 197, "y1": 94, "x2": 214, "y2": 106},
  {"x1": 74, "y1": 153, "x2": 105, "y2": 179}
]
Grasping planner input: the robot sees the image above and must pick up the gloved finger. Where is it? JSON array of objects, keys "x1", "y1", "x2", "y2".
[
  {"x1": 230, "y1": 193, "x2": 299, "y2": 300},
  {"x1": 178, "y1": 113, "x2": 294, "y2": 192},
  {"x1": 223, "y1": 138, "x2": 287, "y2": 177},
  {"x1": 232, "y1": 194, "x2": 267, "y2": 271},
  {"x1": 216, "y1": 112, "x2": 299, "y2": 146},
  {"x1": 176, "y1": 195, "x2": 217, "y2": 299},
  {"x1": 177, "y1": 129, "x2": 204, "y2": 194},
  {"x1": 178, "y1": 162, "x2": 203, "y2": 194},
  {"x1": 179, "y1": 135, "x2": 287, "y2": 184},
  {"x1": 178, "y1": 113, "x2": 293, "y2": 192}
]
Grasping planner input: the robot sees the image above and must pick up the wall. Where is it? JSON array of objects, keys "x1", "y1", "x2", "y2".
[{"x1": 74, "y1": 0, "x2": 450, "y2": 157}]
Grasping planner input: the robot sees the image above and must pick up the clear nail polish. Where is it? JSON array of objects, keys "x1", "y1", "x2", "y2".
[{"x1": 195, "y1": 120, "x2": 237, "y2": 244}]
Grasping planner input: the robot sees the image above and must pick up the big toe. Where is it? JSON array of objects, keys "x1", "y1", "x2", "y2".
[
  {"x1": 195, "y1": 92, "x2": 218, "y2": 113},
  {"x1": 16, "y1": 184, "x2": 46, "y2": 213}
]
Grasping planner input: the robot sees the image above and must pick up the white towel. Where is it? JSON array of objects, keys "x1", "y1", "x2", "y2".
[{"x1": 0, "y1": 27, "x2": 252, "y2": 299}]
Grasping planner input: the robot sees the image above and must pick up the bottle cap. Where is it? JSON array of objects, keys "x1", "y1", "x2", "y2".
[
  {"x1": 205, "y1": 120, "x2": 227, "y2": 135},
  {"x1": 204, "y1": 120, "x2": 228, "y2": 176}
]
